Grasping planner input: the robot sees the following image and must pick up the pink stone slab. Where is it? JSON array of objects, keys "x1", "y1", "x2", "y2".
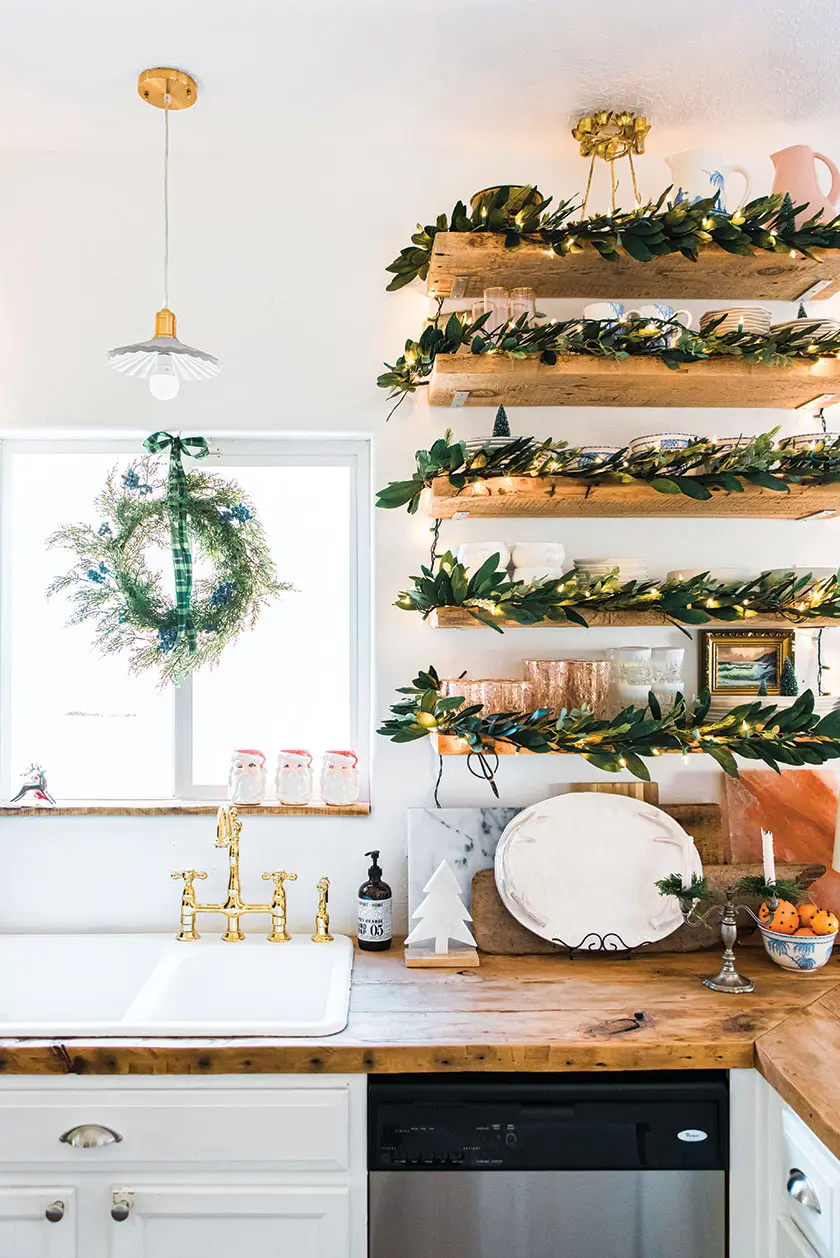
[{"x1": 724, "y1": 768, "x2": 840, "y2": 914}]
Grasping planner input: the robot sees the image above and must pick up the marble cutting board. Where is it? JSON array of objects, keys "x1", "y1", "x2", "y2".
[{"x1": 407, "y1": 808, "x2": 519, "y2": 917}]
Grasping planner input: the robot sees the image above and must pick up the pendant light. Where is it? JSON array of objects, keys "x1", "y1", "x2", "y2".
[{"x1": 108, "y1": 68, "x2": 220, "y2": 401}]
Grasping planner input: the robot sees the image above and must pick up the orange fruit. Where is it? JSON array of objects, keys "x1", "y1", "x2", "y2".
[
  {"x1": 759, "y1": 900, "x2": 800, "y2": 934},
  {"x1": 811, "y1": 910, "x2": 839, "y2": 936},
  {"x1": 794, "y1": 927, "x2": 816, "y2": 936},
  {"x1": 798, "y1": 903, "x2": 819, "y2": 927}
]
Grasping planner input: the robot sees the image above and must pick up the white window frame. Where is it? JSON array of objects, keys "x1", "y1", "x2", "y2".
[{"x1": 0, "y1": 435, "x2": 372, "y2": 804}]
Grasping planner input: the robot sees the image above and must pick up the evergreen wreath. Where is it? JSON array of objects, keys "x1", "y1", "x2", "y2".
[{"x1": 47, "y1": 432, "x2": 291, "y2": 685}]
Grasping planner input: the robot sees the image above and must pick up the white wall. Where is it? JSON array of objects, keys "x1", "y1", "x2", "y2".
[{"x1": 1, "y1": 137, "x2": 839, "y2": 935}]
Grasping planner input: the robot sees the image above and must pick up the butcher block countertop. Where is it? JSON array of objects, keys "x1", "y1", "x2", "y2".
[{"x1": 1, "y1": 945, "x2": 839, "y2": 1157}]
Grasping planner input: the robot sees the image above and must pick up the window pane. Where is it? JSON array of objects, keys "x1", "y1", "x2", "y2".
[
  {"x1": 191, "y1": 463, "x2": 353, "y2": 787},
  {"x1": 6, "y1": 450, "x2": 174, "y2": 798}
]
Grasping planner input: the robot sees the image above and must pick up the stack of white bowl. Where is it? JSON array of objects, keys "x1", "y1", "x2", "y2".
[
  {"x1": 511, "y1": 542, "x2": 566, "y2": 585},
  {"x1": 699, "y1": 306, "x2": 771, "y2": 336},
  {"x1": 706, "y1": 693, "x2": 839, "y2": 719},
  {"x1": 455, "y1": 542, "x2": 510, "y2": 576},
  {"x1": 574, "y1": 557, "x2": 649, "y2": 585},
  {"x1": 770, "y1": 316, "x2": 840, "y2": 341}
]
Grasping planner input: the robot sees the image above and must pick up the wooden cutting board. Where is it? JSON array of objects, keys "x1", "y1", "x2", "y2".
[{"x1": 472, "y1": 862, "x2": 825, "y2": 955}]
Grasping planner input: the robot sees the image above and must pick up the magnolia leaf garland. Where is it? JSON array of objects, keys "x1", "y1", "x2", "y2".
[
  {"x1": 376, "y1": 429, "x2": 840, "y2": 516},
  {"x1": 396, "y1": 551, "x2": 840, "y2": 635},
  {"x1": 384, "y1": 186, "x2": 840, "y2": 292},
  {"x1": 378, "y1": 666, "x2": 840, "y2": 783},
  {"x1": 47, "y1": 437, "x2": 291, "y2": 684}
]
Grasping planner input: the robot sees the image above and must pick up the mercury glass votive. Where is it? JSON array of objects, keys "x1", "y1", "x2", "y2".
[
  {"x1": 440, "y1": 678, "x2": 487, "y2": 712},
  {"x1": 480, "y1": 679, "x2": 530, "y2": 713},
  {"x1": 523, "y1": 659, "x2": 610, "y2": 718}
]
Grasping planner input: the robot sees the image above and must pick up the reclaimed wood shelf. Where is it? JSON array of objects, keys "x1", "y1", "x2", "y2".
[
  {"x1": 427, "y1": 352, "x2": 840, "y2": 409},
  {"x1": 428, "y1": 607, "x2": 838, "y2": 630},
  {"x1": 430, "y1": 732, "x2": 699, "y2": 757},
  {"x1": 426, "y1": 233, "x2": 840, "y2": 301},
  {"x1": 428, "y1": 475, "x2": 840, "y2": 520},
  {"x1": 0, "y1": 800, "x2": 371, "y2": 818}
]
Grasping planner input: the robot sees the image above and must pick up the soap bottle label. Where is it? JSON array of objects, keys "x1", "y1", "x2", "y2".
[{"x1": 358, "y1": 898, "x2": 392, "y2": 943}]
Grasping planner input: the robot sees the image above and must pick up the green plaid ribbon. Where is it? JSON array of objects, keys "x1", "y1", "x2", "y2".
[{"x1": 142, "y1": 432, "x2": 210, "y2": 652}]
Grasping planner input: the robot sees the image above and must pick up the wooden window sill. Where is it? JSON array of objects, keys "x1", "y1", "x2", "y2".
[{"x1": 0, "y1": 801, "x2": 371, "y2": 818}]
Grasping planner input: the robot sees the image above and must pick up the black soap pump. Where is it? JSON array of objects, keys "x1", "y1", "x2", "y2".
[{"x1": 357, "y1": 850, "x2": 392, "y2": 951}]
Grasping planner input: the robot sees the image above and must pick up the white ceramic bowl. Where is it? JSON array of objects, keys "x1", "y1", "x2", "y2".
[
  {"x1": 785, "y1": 433, "x2": 840, "y2": 451},
  {"x1": 759, "y1": 925, "x2": 837, "y2": 971},
  {"x1": 511, "y1": 542, "x2": 566, "y2": 567},
  {"x1": 456, "y1": 543, "x2": 510, "y2": 573},
  {"x1": 628, "y1": 433, "x2": 700, "y2": 456},
  {"x1": 565, "y1": 445, "x2": 621, "y2": 470}
]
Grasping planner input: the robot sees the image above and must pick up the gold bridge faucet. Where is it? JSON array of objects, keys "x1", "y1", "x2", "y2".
[{"x1": 171, "y1": 805, "x2": 298, "y2": 942}]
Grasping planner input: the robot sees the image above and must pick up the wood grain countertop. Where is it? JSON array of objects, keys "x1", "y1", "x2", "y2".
[{"x1": 0, "y1": 945, "x2": 837, "y2": 1157}]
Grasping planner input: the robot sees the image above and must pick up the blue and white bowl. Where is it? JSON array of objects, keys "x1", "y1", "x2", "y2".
[
  {"x1": 628, "y1": 432, "x2": 700, "y2": 456},
  {"x1": 760, "y1": 925, "x2": 837, "y2": 972},
  {"x1": 565, "y1": 445, "x2": 620, "y2": 470}
]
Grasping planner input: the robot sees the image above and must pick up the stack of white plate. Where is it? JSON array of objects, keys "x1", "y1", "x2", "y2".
[
  {"x1": 700, "y1": 306, "x2": 771, "y2": 336},
  {"x1": 770, "y1": 317, "x2": 840, "y2": 342},
  {"x1": 706, "y1": 694, "x2": 839, "y2": 719},
  {"x1": 574, "y1": 556, "x2": 649, "y2": 584}
]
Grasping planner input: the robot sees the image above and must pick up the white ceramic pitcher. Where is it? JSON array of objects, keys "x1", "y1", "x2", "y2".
[{"x1": 665, "y1": 149, "x2": 752, "y2": 212}]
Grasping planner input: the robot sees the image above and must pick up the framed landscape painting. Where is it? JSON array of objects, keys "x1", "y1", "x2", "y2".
[{"x1": 700, "y1": 630, "x2": 794, "y2": 696}]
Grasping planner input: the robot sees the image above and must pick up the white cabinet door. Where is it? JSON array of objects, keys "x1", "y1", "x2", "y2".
[
  {"x1": 0, "y1": 1186, "x2": 77, "y2": 1258},
  {"x1": 776, "y1": 1218, "x2": 822, "y2": 1258},
  {"x1": 108, "y1": 1184, "x2": 350, "y2": 1258}
]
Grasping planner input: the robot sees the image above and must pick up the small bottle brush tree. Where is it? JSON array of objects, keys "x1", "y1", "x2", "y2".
[
  {"x1": 779, "y1": 657, "x2": 799, "y2": 697},
  {"x1": 757, "y1": 680, "x2": 768, "y2": 696},
  {"x1": 493, "y1": 405, "x2": 511, "y2": 438}
]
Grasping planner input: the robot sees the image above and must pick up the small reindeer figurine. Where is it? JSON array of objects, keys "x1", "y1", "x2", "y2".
[{"x1": 9, "y1": 763, "x2": 56, "y2": 806}]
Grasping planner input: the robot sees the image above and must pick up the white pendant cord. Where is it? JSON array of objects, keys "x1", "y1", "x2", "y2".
[{"x1": 163, "y1": 87, "x2": 170, "y2": 310}]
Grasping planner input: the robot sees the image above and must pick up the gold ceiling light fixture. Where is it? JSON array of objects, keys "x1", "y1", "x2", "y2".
[
  {"x1": 572, "y1": 110, "x2": 651, "y2": 217},
  {"x1": 108, "y1": 68, "x2": 220, "y2": 401}
]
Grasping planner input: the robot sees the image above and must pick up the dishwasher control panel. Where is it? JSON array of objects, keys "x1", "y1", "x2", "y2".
[{"x1": 369, "y1": 1071, "x2": 728, "y2": 1172}]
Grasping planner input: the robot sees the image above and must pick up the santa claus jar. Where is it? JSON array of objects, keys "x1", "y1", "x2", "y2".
[
  {"x1": 275, "y1": 749, "x2": 313, "y2": 806},
  {"x1": 228, "y1": 749, "x2": 267, "y2": 805},
  {"x1": 320, "y1": 749, "x2": 360, "y2": 806}
]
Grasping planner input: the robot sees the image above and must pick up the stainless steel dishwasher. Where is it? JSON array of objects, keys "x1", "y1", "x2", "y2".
[{"x1": 368, "y1": 1071, "x2": 727, "y2": 1258}]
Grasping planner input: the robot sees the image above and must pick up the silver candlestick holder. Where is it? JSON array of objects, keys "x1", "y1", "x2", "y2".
[{"x1": 679, "y1": 888, "x2": 776, "y2": 994}]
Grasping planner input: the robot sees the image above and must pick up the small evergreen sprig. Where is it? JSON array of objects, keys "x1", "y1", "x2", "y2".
[
  {"x1": 385, "y1": 186, "x2": 840, "y2": 292},
  {"x1": 655, "y1": 873, "x2": 713, "y2": 905},
  {"x1": 734, "y1": 874, "x2": 806, "y2": 903}
]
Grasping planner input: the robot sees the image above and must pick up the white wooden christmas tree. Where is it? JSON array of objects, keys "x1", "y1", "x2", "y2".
[{"x1": 405, "y1": 860, "x2": 477, "y2": 958}]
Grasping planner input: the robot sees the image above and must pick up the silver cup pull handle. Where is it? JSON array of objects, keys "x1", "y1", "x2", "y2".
[
  {"x1": 111, "y1": 1192, "x2": 133, "y2": 1222},
  {"x1": 45, "y1": 1201, "x2": 65, "y2": 1223},
  {"x1": 787, "y1": 1168, "x2": 822, "y2": 1213},
  {"x1": 60, "y1": 1123, "x2": 123, "y2": 1149}
]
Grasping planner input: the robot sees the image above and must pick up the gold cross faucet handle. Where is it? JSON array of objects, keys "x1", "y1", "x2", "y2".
[
  {"x1": 262, "y1": 870, "x2": 298, "y2": 888},
  {"x1": 171, "y1": 869, "x2": 208, "y2": 895}
]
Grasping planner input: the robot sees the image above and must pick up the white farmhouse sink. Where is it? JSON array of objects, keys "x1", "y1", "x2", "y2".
[{"x1": 0, "y1": 934, "x2": 354, "y2": 1037}]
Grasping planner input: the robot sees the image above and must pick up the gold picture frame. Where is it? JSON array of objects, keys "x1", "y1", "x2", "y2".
[{"x1": 700, "y1": 630, "x2": 795, "y2": 696}]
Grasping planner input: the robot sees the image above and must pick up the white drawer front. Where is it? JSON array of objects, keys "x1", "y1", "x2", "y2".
[
  {"x1": 777, "y1": 1217, "x2": 822, "y2": 1258},
  {"x1": 781, "y1": 1108, "x2": 840, "y2": 1258},
  {"x1": 0, "y1": 1088, "x2": 350, "y2": 1170}
]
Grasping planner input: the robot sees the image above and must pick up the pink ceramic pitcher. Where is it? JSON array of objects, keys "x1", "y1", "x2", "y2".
[{"x1": 771, "y1": 145, "x2": 840, "y2": 224}]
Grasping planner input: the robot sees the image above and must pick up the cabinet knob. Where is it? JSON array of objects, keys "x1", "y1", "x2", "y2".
[
  {"x1": 787, "y1": 1167, "x2": 822, "y2": 1214},
  {"x1": 111, "y1": 1193, "x2": 133, "y2": 1222},
  {"x1": 60, "y1": 1123, "x2": 123, "y2": 1148},
  {"x1": 45, "y1": 1200, "x2": 65, "y2": 1223}
]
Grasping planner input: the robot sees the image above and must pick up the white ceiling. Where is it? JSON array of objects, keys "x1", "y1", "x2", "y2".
[{"x1": 0, "y1": 0, "x2": 838, "y2": 155}]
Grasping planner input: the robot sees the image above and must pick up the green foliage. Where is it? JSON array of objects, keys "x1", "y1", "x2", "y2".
[
  {"x1": 378, "y1": 669, "x2": 840, "y2": 783},
  {"x1": 655, "y1": 873, "x2": 713, "y2": 904},
  {"x1": 395, "y1": 552, "x2": 840, "y2": 635},
  {"x1": 734, "y1": 874, "x2": 806, "y2": 903},
  {"x1": 385, "y1": 187, "x2": 840, "y2": 292},
  {"x1": 375, "y1": 427, "x2": 840, "y2": 517},
  {"x1": 47, "y1": 455, "x2": 292, "y2": 686},
  {"x1": 378, "y1": 307, "x2": 840, "y2": 406},
  {"x1": 780, "y1": 656, "x2": 800, "y2": 696}
]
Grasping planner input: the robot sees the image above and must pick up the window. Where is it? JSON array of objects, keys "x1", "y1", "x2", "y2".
[{"x1": 0, "y1": 437, "x2": 370, "y2": 801}]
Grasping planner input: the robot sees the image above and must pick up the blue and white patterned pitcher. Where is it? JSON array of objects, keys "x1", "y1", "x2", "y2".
[{"x1": 666, "y1": 149, "x2": 752, "y2": 213}]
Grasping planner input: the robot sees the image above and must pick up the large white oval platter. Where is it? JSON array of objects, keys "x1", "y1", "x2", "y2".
[{"x1": 494, "y1": 793, "x2": 702, "y2": 949}]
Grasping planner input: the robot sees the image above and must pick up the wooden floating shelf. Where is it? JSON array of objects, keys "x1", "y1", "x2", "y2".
[
  {"x1": 428, "y1": 475, "x2": 840, "y2": 520},
  {"x1": 428, "y1": 607, "x2": 837, "y2": 631},
  {"x1": 428, "y1": 352, "x2": 840, "y2": 409},
  {"x1": 430, "y1": 733, "x2": 699, "y2": 757},
  {"x1": 0, "y1": 801, "x2": 371, "y2": 818},
  {"x1": 426, "y1": 233, "x2": 840, "y2": 301}
]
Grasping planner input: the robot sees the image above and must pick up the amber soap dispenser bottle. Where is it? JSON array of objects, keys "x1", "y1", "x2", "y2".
[{"x1": 357, "y1": 850, "x2": 392, "y2": 951}]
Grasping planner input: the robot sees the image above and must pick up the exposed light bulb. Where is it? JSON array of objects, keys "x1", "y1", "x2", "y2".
[{"x1": 148, "y1": 354, "x2": 180, "y2": 400}]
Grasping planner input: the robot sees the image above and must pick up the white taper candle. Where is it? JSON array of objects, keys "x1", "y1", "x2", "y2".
[{"x1": 761, "y1": 828, "x2": 776, "y2": 886}]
